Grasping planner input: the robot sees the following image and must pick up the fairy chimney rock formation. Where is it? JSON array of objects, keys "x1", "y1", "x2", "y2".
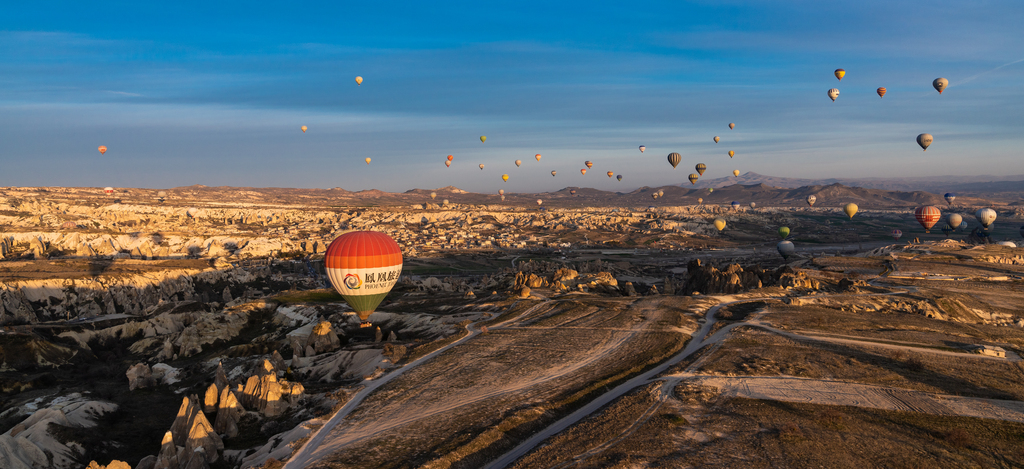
[{"x1": 305, "y1": 321, "x2": 341, "y2": 355}]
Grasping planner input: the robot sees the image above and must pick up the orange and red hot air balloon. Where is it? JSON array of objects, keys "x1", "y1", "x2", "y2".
[
  {"x1": 98, "y1": 146, "x2": 107, "y2": 155},
  {"x1": 580, "y1": 168, "x2": 587, "y2": 175},
  {"x1": 914, "y1": 206, "x2": 942, "y2": 232},
  {"x1": 877, "y1": 87, "x2": 887, "y2": 98},
  {"x1": 585, "y1": 161, "x2": 593, "y2": 169},
  {"x1": 447, "y1": 155, "x2": 454, "y2": 162},
  {"x1": 325, "y1": 231, "x2": 403, "y2": 327}
]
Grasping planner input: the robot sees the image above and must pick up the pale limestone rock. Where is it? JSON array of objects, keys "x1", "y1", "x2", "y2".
[
  {"x1": 305, "y1": 321, "x2": 341, "y2": 355},
  {"x1": 126, "y1": 363, "x2": 156, "y2": 391},
  {"x1": 203, "y1": 384, "x2": 220, "y2": 415}
]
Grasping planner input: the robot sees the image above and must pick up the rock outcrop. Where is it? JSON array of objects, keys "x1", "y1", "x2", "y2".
[{"x1": 127, "y1": 363, "x2": 157, "y2": 391}]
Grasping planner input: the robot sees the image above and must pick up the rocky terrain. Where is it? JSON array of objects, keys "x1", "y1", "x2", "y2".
[{"x1": 1, "y1": 185, "x2": 1023, "y2": 468}]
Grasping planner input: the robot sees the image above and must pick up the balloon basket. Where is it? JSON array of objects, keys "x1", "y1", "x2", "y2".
[{"x1": 360, "y1": 321, "x2": 373, "y2": 328}]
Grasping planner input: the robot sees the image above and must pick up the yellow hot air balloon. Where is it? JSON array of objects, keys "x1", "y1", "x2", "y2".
[
  {"x1": 713, "y1": 136, "x2": 720, "y2": 143},
  {"x1": 834, "y1": 68, "x2": 845, "y2": 81},
  {"x1": 844, "y1": 203, "x2": 858, "y2": 219},
  {"x1": 480, "y1": 136, "x2": 487, "y2": 143},
  {"x1": 515, "y1": 159, "x2": 522, "y2": 167},
  {"x1": 301, "y1": 126, "x2": 307, "y2": 133},
  {"x1": 365, "y1": 158, "x2": 371, "y2": 164},
  {"x1": 728, "y1": 151, "x2": 735, "y2": 158},
  {"x1": 607, "y1": 171, "x2": 614, "y2": 178},
  {"x1": 479, "y1": 164, "x2": 485, "y2": 170},
  {"x1": 430, "y1": 192, "x2": 436, "y2": 199},
  {"x1": 877, "y1": 87, "x2": 887, "y2": 98},
  {"x1": 535, "y1": 154, "x2": 542, "y2": 162},
  {"x1": 733, "y1": 170, "x2": 740, "y2": 177},
  {"x1": 688, "y1": 173, "x2": 699, "y2": 185},
  {"x1": 714, "y1": 218, "x2": 727, "y2": 231},
  {"x1": 355, "y1": 76, "x2": 363, "y2": 86},
  {"x1": 697, "y1": 198, "x2": 703, "y2": 204},
  {"x1": 695, "y1": 163, "x2": 706, "y2": 176},
  {"x1": 502, "y1": 174, "x2": 509, "y2": 182}
]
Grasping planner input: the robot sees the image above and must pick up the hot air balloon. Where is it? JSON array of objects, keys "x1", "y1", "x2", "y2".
[
  {"x1": 877, "y1": 87, "x2": 887, "y2": 98},
  {"x1": 499, "y1": 189, "x2": 504, "y2": 195},
  {"x1": 537, "y1": 199, "x2": 543, "y2": 206},
  {"x1": 917, "y1": 134, "x2": 933, "y2": 151},
  {"x1": 607, "y1": 171, "x2": 614, "y2": 178},
  {"x1": 828, "y1": 88, "x2": 839, "y2": 102},
  {"x1": 731, "y1": 201, "x2": 740, "y2": 210},
  {"x1": 365, "y1": 158, "x2": 371, "y2": 164},
  {"x1": 697, "y1": 198, "x2": 703, "y2": 204},
  {"x1": 104, "y1": 187, "x2": 114, "y2": 195},
  {"x1": 157, "y1": 191, "x2": 167, "y2": 202},
  {"x1": 944, "y1": 193, "x2": 956, "y2": 205},
  {"x1": 713, "y1": 136, "x2": 720, "y2": 143},
  {"x1": 834, "y1": 69, "x2": 845, "y2": 81},
  {"x1": 709, "y1": 188, "x2": 714, "y2": 193},
  {"x1": 976, "y1": 208, "x2": 996, "y2": 228},
  {"x1": 617, "y1": 175, "x2": 622, "y2": 181},
  {"x1": 580, "y1": 169, "x2": 587, "y2": 175},
  {"x1": 688, "y1": 174, "x2": 699, "y2": 185},
  {"x1": 714, "y1": 218, "x2": 727, "y2": 231},
  {"x1": 447, "y1": 155, "x2": 454, "y2": 161},
  {"x1": 668, "y1": 153, "x2": 681, "y2": 168},
  {"x1": 535, "y1": 154, "x2": 542, "y2": 162},
  {"x1": 778, "y1": 226, "x2": 790, "y2": 239},
  {"x1": 98, "y1": 146, "x2": 107, "y2": 155},
  {"x1": 933, "y1": 78, "x2": 948, "y2": 94},
  {"x1": 355, "y1": 76, "x2": 363, "y2": 86},
  {"x1": 325, "y1": 231, "x2": 403, "y2": 327},
  {"x1": 959, "y1": 220, "x2": 968, "y2": 231},
  {"x1": 479, "y1": 164, "x2": 485, "y2": 170},
  {"x1": 585, "y1": 161, "x2": 593, "y2": 169},
  {"x1": 696, "y1": 163, "x2": 707, "y2": 176},
  {"x1": 941, "y1": 225, "x2": 955, "y2": 237},
  {"x1": 844, "y1": 203, "x2": 858, "y2": 219},
  {"x1": 652, "y1": 193, "x2": 659, "y2": 200},
  {"x1": 445, "y1": 160, "x2": 451, "y2": 168},
  {"x1": 639, "y1": 145, "x2": 646, "y2": 153},
  {"x1": 551, "y1": 170, "x2": 557, "y2": 177},
  {"x1": 430, "y1": 192, "x2": 436, "y2": 199},
  {"x1": 914, "y1": 206, "x2": 942, "y2": 232},
  {"x1": 948, "y1": 214, "x2": 962, "y2": 231},
  {"x1": 733, "y1": 170, "x2": 740, "y2": 177},
  {"x1": 728, "y1": 151, "x2": 735, "y2": 158},
  {"x1": 777, "y1": 241, "x2": 796, "y2": 259},
  {"x1": 892, "y1": 229, "x2": 902, "y2": 241},
  {"x1": 570, "y1": 190, "x2": 576, "y2": 195},
  {"x1": 442, "y1": 199, "x2": 449, "y2": 205},
  {"x1": 502, "y1": 174, "x2": 509, "y2": 182},
  {"x1": 749, "y1": 202, "x2": 756, "y2": 209},
  {"x1": 515, "y1": 160, "x2": 522, "y2": 167},
  {"x1": 480, "y1": 136, "x2": 487, "y2": 143},
  {"x1": 301, "y1": 126, "x2": 307, "y2": 133},
  {"x1": 729, "y1": 123, "x2": 735, "y2": 130},
  {"x1": 807, "y1": 195, "x2": 816, "y2": 207}
]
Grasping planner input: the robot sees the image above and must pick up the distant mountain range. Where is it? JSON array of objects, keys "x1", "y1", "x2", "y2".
[{"x1": 690, "y1": 172, "x2": 1024, "y2": 195}]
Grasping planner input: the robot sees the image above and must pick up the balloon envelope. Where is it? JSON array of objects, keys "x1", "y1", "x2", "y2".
[
  {"x1": 892, "y1": 229, "x2": 902, "y2": 240},
  {"x1": 581, "y1": 169, "x2": 587, "y2": 175},
  {"x1": 445, "y1": 160, "x2": 451, "y2": 167},
  {"x1": 537, "y1": 199, "x2": 542, "y2": 205},
  {"x1": 933, "y1": 78, "x2": 948, "y2": 94},
  {"x1": 731, "y1": 201, "x2": 740, "y2": 210},
  {"x1": 447, "y1": 154, "x2": 454, "y2": 161},
  {"x1": 617, "y1": 175, "x2": 622, "y2": 181},
  {"x1": 877, "y1": 87, "x2": 887, "y2": 98},
  {"x1": 430, "y1": 192, "x2": 436, "y2": 199},
  {"x1": 917, "y1": 134, "x2": 933, "y2": 151},
  {"x1": 778, "y1": 226, "x2": 790, "y2": 239},
  {"x1": 667, "y1": 153, "x2": 681, "y2": 168},
  {"x1": 749, "y1": 202, "x2": 756, "y2": 209},
  {"x1": 914, "y1": 206, "x2": 942, "y2": 231},
  {"x1": 301, "y1": 126, "x2": 307, "y2": 132},
  {"x1": 944, "y1": 192, "x2": 956, "y2": 205},
  {"x1": 714, "y1": 218, "x2": 727, "y2": 231},
  {"x1": 807, "y1": 195, "x2": 816, "y2": 207},
  {"x1": 515, "y1": 160, "x2": 522, "y2": 167},
  {"x1": 948, "y1": 214, "x2": 962, "y2": 230},
  {"x1": 695, "y1": 163, "x2": 706, "y2": 175},
  {"x1": 844, "y1": 203, "x2": 858, "y2": 219},
  {"x1": 479, "y1": 164, "x2": 485, "y2": 170},
  {"x1": 98, "y1": 146, "x2": 107, "y2": 154},
  {"x1": 325, "y1": 231, "x2": 403, "y2": 324},
  {"x1": 499, "y1": 189, "x2": 504, "y2": 195},
  {"x1": 828, "y1": 88, "x2": 839, "y2": 102},
  {"x1": 688, "y1": 174, "x2": 699, "y2": 185},
  {"x1": 777, "y1": 240, "x2": 796, "y2": 259},
  {"x1": 729, "y1": 123, "x2": 735, "y2": 129},
  {"x1": 607, "y1": 171, "x2": 614, "y2": 178},
  {"x1": 697, "y1": 198, "x2": 703, "y2": 204},
  {"x1": 551, "y1": 170, "x2": 557, "y2": 177},
  {"x1": 728, "y1": 151, "x2": 735, "y2": 158},
  {"x1": 639, "y1": 145, "x2": 646, "y2": 153},
  {"x1": 714, "y1": 136, "x2": 720, "y2": 143},
  {"x1": 834, "y1": 69, "x2": 845, "y2": 81},
  {"x1": 733, "y1": 170, "x2": 740, "y2": 177},
  {"x1": 535, "y1": 154, "x2": 542, "y2": 161},
  {"x1": 480, "y1": 136, "x2": 487, "y2": 143},
  {"x1": 585, "y1": 161, "x2": 593, "y2": 169},
  {"x1": 502, "y1": 174, "x2": 509, "y2": 182},
  {"x1": 365, "y1": 158, "x2": 371, "y2": 164},
  {"x1": 355, "y1": 76, "x2": 363, "y2": 85},
  {"x1": 976, "y1": 208, "x2": 996, "y2": 228}
]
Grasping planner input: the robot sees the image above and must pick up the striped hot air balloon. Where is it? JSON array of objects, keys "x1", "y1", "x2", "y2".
[
  {"x1": 914, "y1": 206, "x2": 942, "y2": 232},
  {"x1": 695, "y1": 163, "x2": 707, "y2": 176},
  {"x1": 877, "y1": 87, "x2": 887, "y2": 98},
  {"x1": 325, "y1": 231, "x2": 403, "y2": 327}
]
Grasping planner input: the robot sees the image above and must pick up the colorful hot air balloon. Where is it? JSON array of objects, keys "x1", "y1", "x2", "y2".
[
  {"x1": 652, "y1": 193, "x2": 659, "y2": 200},
  {"x1": 728, "y1": 151, "x2": 735, "y2": 158},
  {"x1": 325, "y1": 231, "x2": 403, "y2": 327},
  {"x1": 892, "y1": 229, "x2": 902, "y2": 241},
  {"x1": 729, "y1": 123, "x2": 735, "y2": 130},
  {"x1": 713, "y1": 136, "x2": 720, "y2": 143},
  {"x1": 834, "y1": 69, "x2": 845, "y2": 81},
  {"x1": 499, "y1": 189, "x2": 504, "y2": 195},
  {"x1": 917, "y1": 134, "x2": 933, "y2": 151},
  {"x1": 807, "y1": 195, "x2": 816, "y2": 207},
  {"x1": 537, "y1": 199, "x2": 543, "y2": 206},
  {"x1": 914, "y1": 205, "x2": 942, "y2": 232},
  {"x1": 731, "y1": 201, "x2": 740, "y2": 210},
  {"x1": 480, "y1": 136, "x2": 487, "y2": 143},
  {"x1": 301, "y1": 126, "x2": 307, "y2": 133},
  {"x1": 447, "y1": 155, "x2": 454, "y2": 161},
  {"x1": 365, "y1": 158, "x2": 371, "y2": 164},
  {"x1": 535, "y1": 154, "x2": 542, "y2": 162},
  {"x1": 551, "y1": 170, "x2": 557, "y2": 177},
  {"x1": 976, "y1": 208, "x2": 996, "y2": 228},
  {"x1": 733, "y1": 170, "x2": 740, "y2": 177},
  {"x1": 355, "y1": 76, "x2": 363, "y2": 86},
  {"x1": 502, "y1": 174, "x2": 509, "y2": 182},
  {"x1": 944, "y1": 192, "x2": 956, "y2": 205},
  {"x1": 515, "y1": 160, "x2": 522, "y2": 167},
  {"x1": 778, "y1": 226, "x2": 790, "y2": 239},
  {"x1": 570, "y1": 190, "x2": 576, "y2": 195},
  {"x1": 688, "y1": 174, "x2": 699, "y2": 185},
  {"x1": 948, "y1": 214, "x2": 962, "y2": 231},
  {"x1": 104, "y1": 187, "x2": 114, "y2": 195},
  {"x1": 639, "y1": 145, "x2": 646, "y2": 153},
  {"x1": 933, "y1": 78, "x2": 948, "y2": 94},
  {"x1": 98, "y1": 146, "x2": 107, "y2": 155},
  {"x1": 844, "y1": 203, "x2": 858, "y2": 219},
  {"x1": 616, "y1": 175, "x2": 622, "y2": 181},
  {"x1": 697, "y1": 198, "x2": 703, "y2": 204},
  {"x1": 695, "y1": 163, "x2": 707, "y2": 176},
  {"x1": 941, "y1": 224, "x2": 955, "y2": 237},
  {"x1": 607, "y1": 171, "x2": 614, "y2": 178},
  {"x1": 708, "y1": 188, "x2": 714, "y2": 193},
  {"x1": 877, "y1": 87, "x2": 887, "y2": 98},
  {"x1": 479, "y1": 164, "x2": 485, "y2": 170},
  {"x1": 667, "y1": 153, "x2": 681, "y2": 169},
  {"x1": 714, "y1": 218, "x2": 727, "y2": 231},
  {"x1": 581, "y1": 168, "x2": 587, "y2": 175},
  {"x1": 585, "y1": 161, "x2": 594, "y2": 169},
  {"x1": 828, "y1": 88, "x2": 839, "y2": 102},
  {"x1": 445, "y1": 160, "x2": 451, "y2": 168},
  {"x1": 777, "y1": 241, "x2": 796, "y2": 259},
  {"x1": 430, "y1": 192, "x2": 436, "y2": 199}
]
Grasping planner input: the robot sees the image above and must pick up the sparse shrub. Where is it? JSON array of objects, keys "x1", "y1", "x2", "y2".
[
  {"x1": 666, "y1": 414, "x2": 689, "y2": 426},
  {"x1": 777, "y1": 422, "x2": 805, "y2": 441},
  {"x1": 940, "y1": 428, "x2": 972, "y2": 448},
  {"x1": 817, "y1": 409, "x2": 846, "y2": 429},
  {"x1": 905, "y1": 355, "x2": 925, "y2": 372}
]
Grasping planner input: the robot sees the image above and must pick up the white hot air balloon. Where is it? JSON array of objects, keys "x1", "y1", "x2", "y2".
[
  {"x1": 828, "y1": 88, "x2": 839, "y2": 102},
  {"x1": 777, "y1": 241, "x2": 796, "y2": 259},
  {"x1": 976, "y1": 208, "x2": 997, "y2": 229}
]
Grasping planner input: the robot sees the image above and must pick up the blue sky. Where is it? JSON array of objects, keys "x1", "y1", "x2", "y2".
[{"x1": 2, "y1": 1, "x2": 1023, "y2": 192}]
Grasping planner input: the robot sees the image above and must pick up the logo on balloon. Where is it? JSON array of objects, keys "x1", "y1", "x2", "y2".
[{"x1": 344, "y1": 273, "x2": 362, "y2": 290}]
